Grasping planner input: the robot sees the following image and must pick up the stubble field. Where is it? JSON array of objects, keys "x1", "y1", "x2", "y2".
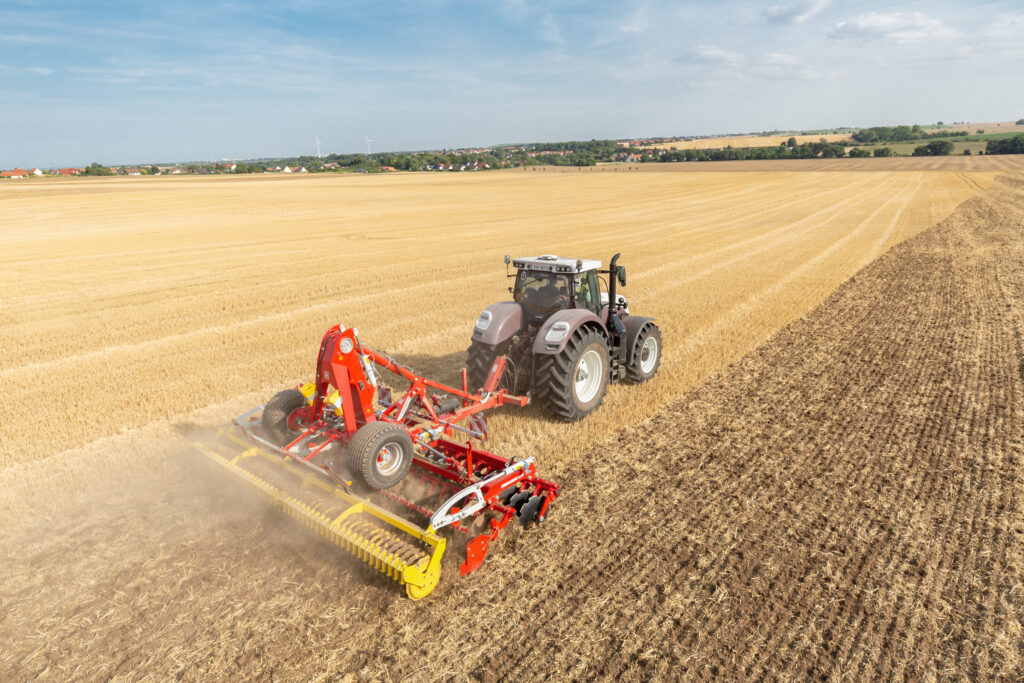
[
  {"x1": 1, "y1": 161, "x2": 1022, "y2": 679},
  {"x1": 646, "y1": 132, "x2": 852, "y2": 150}
]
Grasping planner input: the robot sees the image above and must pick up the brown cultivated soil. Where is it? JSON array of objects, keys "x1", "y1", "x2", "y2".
[
  {"x1": 594, "y1": 155, "x2": 1024, "y2": 172},
  {"x1": 2, "y1": 173, "x2": 1024, "y2": 680}
]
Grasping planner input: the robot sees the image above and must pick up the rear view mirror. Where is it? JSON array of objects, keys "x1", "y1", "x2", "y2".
[
  {"x1": 504, "y1": 254, "x2": 511, "y2": 265},
  {"x1": 617, "y1": 266, "x2": 626, "y2": 286}
]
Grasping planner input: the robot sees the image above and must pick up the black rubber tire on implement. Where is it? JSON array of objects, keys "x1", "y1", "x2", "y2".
[
  {"x1": 535, "y1": 327, "x2": 610, "y2": 422},
  {"x1": 347, "y1": 422, "x2": 415, "y2": 490},
  {"x1": 261, "y1": 389, "x2": 308, "y2": 447},
  {"x1": 627, "y1": 323, "x2": 662, "y2": 383}
]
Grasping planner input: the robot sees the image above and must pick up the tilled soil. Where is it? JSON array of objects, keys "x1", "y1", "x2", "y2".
[{"x1": 2, "y1": 175, "x2": 1023, "y2": 680}]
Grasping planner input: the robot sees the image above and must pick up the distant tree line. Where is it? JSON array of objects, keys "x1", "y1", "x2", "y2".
[
  {"x1": 987, "y1": 135, "x2": 1024, "y2": 155},
  {"x1": 654, "y1": 140, "x2": 851, "y2": 162},
  {"x1": 94, "y1": 127, "x2": 1022, "y2": 178},
  {"x1": 852, "y1": 125, "x2": 968, "y2": 144}
]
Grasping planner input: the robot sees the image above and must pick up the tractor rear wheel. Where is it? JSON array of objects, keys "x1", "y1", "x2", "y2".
[
  {"x1": 535, "y1": 328, "x2": 609, "y2": 422},
  {"x1": 348, "y1": 422, "x2": 415, "y2": 490},
  {"x1": 627, "y1": 323, "x2": 662, "y2": 383},
  {"x1": 261, "y1": 389, "x2": 310, "y2": 447}
]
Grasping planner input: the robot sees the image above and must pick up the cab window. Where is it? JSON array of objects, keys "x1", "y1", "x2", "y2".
[
  {"x1": 574, "y1": 271, "x2": 600, "y2": 312},
  {"x1": 515, "y1": 271, "x2": 571, "y2": 315}
]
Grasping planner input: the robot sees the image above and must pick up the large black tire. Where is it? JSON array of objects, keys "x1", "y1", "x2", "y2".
[
  {"x1": 261, "y1": 389, "x2": 308, "y2": 446},
  {"x1": 466, "y1": 341, "x2": 499, "y2": 393},
  {"x1": 627, "y1": 323, "x2": 662, "y2": 383},
  {"x1": 347, "y1": 421, "x2": 415, "y2": 490},
  {"x1": 535, "y1": 328, "x2": 610, "y2": 422}
]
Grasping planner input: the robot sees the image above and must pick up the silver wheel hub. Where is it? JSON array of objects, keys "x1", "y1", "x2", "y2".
[
  {"x1": 574, "y1": 349, "x2": 603, "y2": 404},
  {"x1": 376, "y1": 442, "x2": 404, "y2": 476},
  {"x1": 640, "y1": 336, "x2": 658, "y2": 374}
]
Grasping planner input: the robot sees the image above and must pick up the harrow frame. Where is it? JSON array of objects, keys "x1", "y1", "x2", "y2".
[{"x1": 194, "y1": 323, "x2": 560, "y2": 599}]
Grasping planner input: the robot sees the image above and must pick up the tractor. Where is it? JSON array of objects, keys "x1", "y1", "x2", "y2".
[{"x1": 468, "y1": 253, "x2": 662, "y2": 422}]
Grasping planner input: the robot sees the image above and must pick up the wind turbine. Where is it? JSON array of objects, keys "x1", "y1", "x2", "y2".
[
  {"x1": 315, "y1": 136, "x2": 323, "y2": 159},
  {"x1": 364, "y1": 136, "x2": 373, "y2": 156}
]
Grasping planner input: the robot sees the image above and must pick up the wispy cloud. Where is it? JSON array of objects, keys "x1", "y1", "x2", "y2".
[
  {"x1": 764, "y1": 0, "x2": 830, "y2": 25},
  {"x1": 830, "y1": 11, "x2": 954, "y2": 43},
  {"x1": 0, "y1": 31, "x2": 56, "y2": 44},
  {"x1": 754, "y1": 52, "x2": 818, "y2": 79},
  {"x1": 676, "y1": 44, "x2": 744, "y2": 66},
  {"x1": 985, "y1": 12, "x2": 1024, "y2": 39},
  {"x1": 619, "y1": 25, "x2": 642, "y2": 34},
  {"x1": 496, "y1": 0, "x2": 564, "y2": 47}
]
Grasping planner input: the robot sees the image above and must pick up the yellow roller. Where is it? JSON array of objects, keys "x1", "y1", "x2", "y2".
[{"x1": 192, "y1": 428, "x2": 446, "y2": 600}]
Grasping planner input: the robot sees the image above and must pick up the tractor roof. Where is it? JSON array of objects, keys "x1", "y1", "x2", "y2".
[{"x1": 511, "y1": 255, "x2": 601, "y2": 274}]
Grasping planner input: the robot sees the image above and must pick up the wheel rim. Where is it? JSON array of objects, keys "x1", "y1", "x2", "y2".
[
  {"x1": 375, "y1": 442, "x2": 404, "y2": 477},
  {"x1": 639, "y1": 336, "x2": 658, "y2": 374},
  {"x1": 286, "y1": 408, "x2": 308, "y2": 432},
  {"x1": 574, "y1": 348, "x2": 604, "y2": 404}
]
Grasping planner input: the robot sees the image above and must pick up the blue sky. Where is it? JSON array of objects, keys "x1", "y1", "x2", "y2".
[{"x1": 1, "y1": 0, "x2": 1022, "y2": 167}]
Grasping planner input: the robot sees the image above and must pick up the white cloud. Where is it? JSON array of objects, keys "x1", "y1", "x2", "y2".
[
  {"x1": 676, "y1": 44, "x2": 744, "y2": 66},
  {"x1": 619, "y1": 25, "x2": 642, "y2": 34},
  {"x1": 830, "y1": 11, "x2": 954, "y2": 43},
  {"x1": 985, "y1": 13, "x2": 1024, "y2": 38},
  {"x1": 756, "y1": 53, "x2": 818, "y2": 79},
  {"x1": 764, "y1": 0, "x2": 831, "y2": 25}
]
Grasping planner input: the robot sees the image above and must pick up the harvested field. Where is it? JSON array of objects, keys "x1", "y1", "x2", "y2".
[
  {"x1": 646, "y1": 132, "x2": 852, "y2": 150},
  {"x1": 0, "y1": 168, "x2": 995, "y2": 477},
  {"x1": 931, "y1": 120, "x2": 1024, "y2": 135},
  {"x1": 585, "y1": 155, "x2": 1024, "y2": 173},
  {"x1": 2, "y1": 170, "x2": 1022, "y2": 679}
]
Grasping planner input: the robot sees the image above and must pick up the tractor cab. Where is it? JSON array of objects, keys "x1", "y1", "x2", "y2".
[{"x1": 510, "y1": 255, "x2": 602, "y2": 319}]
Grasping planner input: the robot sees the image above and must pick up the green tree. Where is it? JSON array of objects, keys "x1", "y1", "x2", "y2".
[
  {"x1": 83, "y1": 162, "x2": 113, "y2": 176},
  {"x1": 786, "y1": 137, "x2": 797, "y2": 147},
  {"x1": 986, "y1": 134, "x2": 1024, "y2": 154},
  {"x1": 848, "y1": 147, "x2": 871, "y2": 157},
  {"x1": 912, "y1": 140, "x2": 954, "y2": 156},
  {"x1": 873, "y1": 147, "x2": 893, "y2": 157}
]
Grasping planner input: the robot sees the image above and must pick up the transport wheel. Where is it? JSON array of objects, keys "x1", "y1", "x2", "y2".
[
  {"x1": 261, "y1": 389, "x2": 310, "y2": 446},
  {"x1": 348, "y1": 422, "x2": 415, "y2": 490},
  {"x1": 627, "y1": 323, "x2": 662, "y2": 383},
  {"x1": 535, "y1": 328, "x2": 609, "y2": 422}
]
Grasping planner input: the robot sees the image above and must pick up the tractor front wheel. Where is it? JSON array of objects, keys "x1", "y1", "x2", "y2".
[
  {"x1": 627, "y1": 323, "x2": 662, "y2": 383},
  {"x1": 261, "y1": 389, "x2": 310, "y2": 447},
  {"x1": 348, "y1": 422, "x2": 415, "y2": 490},
  {"x1": 536, "y1": 328, "x2": 609, "y2": 422},
  {"x1": 466, "y1": 341, "x2": 500, "y2": 393}
]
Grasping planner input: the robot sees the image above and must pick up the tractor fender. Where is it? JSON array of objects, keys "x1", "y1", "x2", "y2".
[
  {"x1": 471, "y1": 302, "x2": 523, "y2": 346},
  {"x1": 532, "y1": 309, "x2": 606, "y2": 355},
  {"x1": 623, "y1": 316, "x2": 656, "y2": 365}
]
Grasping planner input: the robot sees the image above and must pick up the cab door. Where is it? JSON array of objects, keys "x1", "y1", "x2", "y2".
[{"x1": 574, "y1": 271, "x2": 601, "y2": 315}]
